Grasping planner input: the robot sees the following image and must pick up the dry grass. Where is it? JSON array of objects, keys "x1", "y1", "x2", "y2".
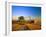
[{"x1": 12, "y1": 19, "x2": 41, "y2": 31}]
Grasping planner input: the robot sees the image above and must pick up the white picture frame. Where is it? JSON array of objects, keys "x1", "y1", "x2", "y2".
[{"x1": 5, "y1": 1, "x2": 43, "y2": 35}]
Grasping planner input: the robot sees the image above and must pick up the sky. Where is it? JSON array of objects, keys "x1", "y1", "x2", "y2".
[{"x1": 12, "y1": 6, "x2": 41, "y2": 18}]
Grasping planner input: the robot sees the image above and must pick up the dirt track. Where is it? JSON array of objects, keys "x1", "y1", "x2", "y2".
[{"x1": 12, "y1": 20, "x2": 41, "y2": 31}]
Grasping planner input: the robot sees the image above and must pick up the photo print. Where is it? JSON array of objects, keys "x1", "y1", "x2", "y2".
[{"x1": 12, "y1": 6, "x2": 41, "y2": 31}]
